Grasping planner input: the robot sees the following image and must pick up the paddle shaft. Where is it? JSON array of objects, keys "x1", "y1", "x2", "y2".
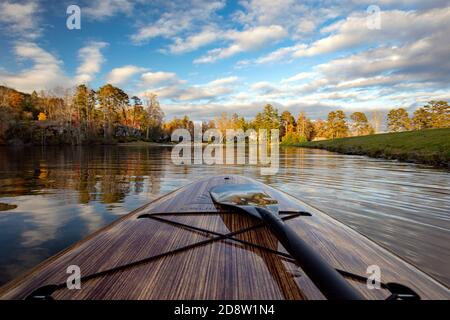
[{"x1": 255, "y1": 207, "x2": 364, "y2": 300}]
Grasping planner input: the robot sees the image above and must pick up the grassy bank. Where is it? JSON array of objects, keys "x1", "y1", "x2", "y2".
[{"x1": 294, "y1": 128, "x2": 450, "y2": 168}]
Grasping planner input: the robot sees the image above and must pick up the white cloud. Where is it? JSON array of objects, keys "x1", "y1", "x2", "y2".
[
  {"x1": 316, "y1": 31, "x2": 450, "y2": 85},
  {"x1": 0, "y1": 1, "x2": 41, "y2": 39},
  {"x1": 105, "y1": 65, "x2": 146, "y2": 86},
  {"x1": 167, "y1": 27, "x2": 220, "y2": 54},
  {"x1": 352, "y1": 0, "x2": 449, "y2": 10},
  {"x1": 0, "y1": 42, "x2": 69, "y2": 93},
  {"x1": 140, "y1": 75, "x2": 239, "y2": 102},
  {"x1": 176, "y1": 77, "x2": 239, "y2": 101},
  {"x1": 176, "y1": 86, "x2": 233, "y2": 101},
  {"x1": 297, "y1": 8, "x2": 450, "y2": 58},
  {"x1": 252, "y1": 7, "x2": 450, "y2": 64},
  {"x1": 254, "y1": 44, "x2": 306, "y2": 64},
  {"x1": 233, "y1": 0, "x2": 339, "y2": 39},
  {"x1": 131, "y1": 1, "x2": 225, "y2": 43},
  {"x1": 75, "y1": 42, "x2": 108, "y2": 85},
  {"x1": 84, "y1": 0, "x2": 134, "y2": 20},
  {"x1": 227, "y1": 25, "x2": 287, "y2": 51},
  {"x1": 250, "y1": 81, "x2": 278, "y2": 93},
  {"x1": 207, "y1": 76, "x2": 239, "y2": 86},
  {"x1": 140, "y1": 71, "x2": 180, "y2": 87},
  {"x1": 281, "y1": 72, "x2": 315, "y2": 83},
  {"x1": 194, "y1": 25, "x2": 287, "y2": 63}
]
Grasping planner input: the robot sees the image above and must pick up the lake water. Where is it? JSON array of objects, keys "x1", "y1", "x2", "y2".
[{"x1": 0, "y1": 146, "x2": 449, "y2": 287}]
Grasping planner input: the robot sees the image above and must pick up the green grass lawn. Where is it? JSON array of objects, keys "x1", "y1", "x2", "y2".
[{"x1": 295, "y1": 128, "x2": 450, "y2": 168}]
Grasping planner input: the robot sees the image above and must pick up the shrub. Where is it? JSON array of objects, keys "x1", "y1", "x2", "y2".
[{"x1": 281, "y1": 132, "x2": 308, "y2": 145}]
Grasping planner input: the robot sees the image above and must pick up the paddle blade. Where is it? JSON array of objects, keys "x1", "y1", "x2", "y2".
[{"x1": 210, "y1": 184, "x2": 279, "y2": 219}]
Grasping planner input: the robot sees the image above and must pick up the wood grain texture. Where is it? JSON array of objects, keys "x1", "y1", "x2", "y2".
[{"x1": 0, "y1": 175, "x2": 448, "y2": 300}]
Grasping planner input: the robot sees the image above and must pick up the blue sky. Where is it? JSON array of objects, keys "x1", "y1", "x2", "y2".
[{"x1": 1, "y1": 0, "x2": 449, "y2": 120}]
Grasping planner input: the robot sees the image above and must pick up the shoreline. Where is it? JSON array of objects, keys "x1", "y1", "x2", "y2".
[
  {"x1": 117, "y1": 141, "x2": 174, "y2": 147},
  {"x1": 285, "y1": 128, "x2": 450, "y2": 169},
  {"x1": 0, "y1": 140, "x2": 173, "y2": 148}
]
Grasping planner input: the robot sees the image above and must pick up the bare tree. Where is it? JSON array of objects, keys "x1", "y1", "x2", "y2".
[{"x1": 143, "y1": 93, "x2": 164, "y2": 140}]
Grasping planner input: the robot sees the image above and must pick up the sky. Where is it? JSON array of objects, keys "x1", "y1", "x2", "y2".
[{"x1": 0, "y1": 0, "x2": 449, "y2": 120}]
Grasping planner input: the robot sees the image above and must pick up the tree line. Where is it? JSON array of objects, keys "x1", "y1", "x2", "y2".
[
  {"x1": 0, "y1": 84, "x2": 164, "y2": 144},
  {"x1": 165, "y1": 102, "x2": 448, "y2": 145},
  {"x1": 0, "y1": 84, "x2": 448, "y2": 145},
  {"x1": 386, "y1": 102, "x2": 450, "y2": 132}
]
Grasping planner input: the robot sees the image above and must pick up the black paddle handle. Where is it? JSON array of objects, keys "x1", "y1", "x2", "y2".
[{"x1": 256, "y1": 207, "x2": 364, "y2": 300}]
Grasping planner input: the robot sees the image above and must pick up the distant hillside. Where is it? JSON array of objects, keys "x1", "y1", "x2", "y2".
[
  {"x1": 0, "y1": 85, "x2": 31, "y2": 97},
  {"x1": 0, "y1": 85, "x2": 38, "y2": 116},
  {"x1": 0, "y1": 86, "x2": 34, "y2": 109}
]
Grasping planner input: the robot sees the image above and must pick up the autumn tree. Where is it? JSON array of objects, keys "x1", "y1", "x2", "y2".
[
  {"x1": 412, "y1": 108, "x2": 432, "y2": 130},
  {"x1": 253, "y1": 104, "x2": 280, "y2": 131},
  {"x1": 26, "y1": 90, "x2": 41, "y2": 118},
  {"x1": 296, "y1": 112, "x2": 315, "y2": 141},
  {"x1": 0, "y1": 88, "x2": 23, "y2": 141},
  {"x1": 313, "y1": 119, "x2": 327, "y2": 139},
  {"x1": 48, "y1": 86, "x2": 76, "y2": 127},
  {"x1": 7, "y1": 91, "x2": 24, "y2": 111},
  {"x1": 130, "y1": 96, "x2": 145, "y2": 129},
  {"x1": 202, "y1": 120, "x2": 216, "y2": 134},
  {"x1": 423, "y1": 101, "x2": 449, "y2": 128},
  {"x1": 251, "y1": 112, "x2": 263, "y2": 130},
  {"x1": 50, "y1": 97, "x2": 67, "y2": 122},
  {"x1": 230, "y1": 112, "x2": 248, "y2": 131},
  {"x1": 280, "y1": 111, "x2": 295, "y2": 137},
  {"x1": 215, "y1": 112, "x2": 233, "y2": 135},
  {"x1": 235, "y1": 115, "x2": 248, "y2": 131},
  {"x1": 411, "y1": 101, "x2": 449, "y2": 130},
  {"x1": 116, "y1": 88, "x2": 130, "y2": 126},
  {"x1": 38, "y1": 112, "x2": 47, "y2": 121},
  {"x1": 164, "y1": 116, "x2": 193, "y2": 137},
  {"x1": 163, "y1": 118, "x2": 181, "y2": 135},
  {"x1": 143, "y1": 93, "x2": 164, "y2": 140},
  {"x1": 97, "y1": 84, "x2": 129, "y2": 138},
  {"x1": 350, "y1": 112, "x2": 374, "y2": 136},
  {"x1": 387, "y1": 108, "x2": 411, "y2": 132},
  {"x1": 73, "y1": 84, "x2": 96, "y2": 136},
  {"x1": 326, "y1": 110, "x2": 349, "y2": 138}
]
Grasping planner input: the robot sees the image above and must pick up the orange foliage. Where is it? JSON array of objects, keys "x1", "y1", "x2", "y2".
[{"x1": 38, "y1": 112, "x2": 47, "y2": 121}]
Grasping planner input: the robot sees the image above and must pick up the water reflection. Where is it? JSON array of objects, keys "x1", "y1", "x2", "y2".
[
  {"x1": 0, "y1": 146, "x2": 449, "y2": 287},
  {"x1": 0, "y1": 203, "x2": 17, "y2": 211}
]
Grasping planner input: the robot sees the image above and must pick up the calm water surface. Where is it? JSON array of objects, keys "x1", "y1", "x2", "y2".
[{"x1": 0, "y1": 146, "x2": 449, "y2": 287}]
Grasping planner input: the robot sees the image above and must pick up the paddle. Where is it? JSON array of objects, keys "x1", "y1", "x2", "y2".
[{"x1": 210, "y1": 183, "x2": 364, "y2": 300}]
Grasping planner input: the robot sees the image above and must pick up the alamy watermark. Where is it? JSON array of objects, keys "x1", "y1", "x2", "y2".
[
  {"x1": 366, "y1": 265, "x2": 381, "y2": 290},
  {"x1": 63, "y1": 263, "x2": 383, "y2": 292},
  {"x1": 66, "y1": 5, "x2": 81, "y2": 30},
  {"x1": 65, "y1": 4, "x2": 381, "y2": 31},
  {"x1": 171, "y1": 122, "x2": 279, "y2": 175},
  {"x1": 66, "y1": 265, "x2": 81, "y2": 290},
  {"x1": 367, "y1": 5, "x2": 381, "y2": 30}
]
